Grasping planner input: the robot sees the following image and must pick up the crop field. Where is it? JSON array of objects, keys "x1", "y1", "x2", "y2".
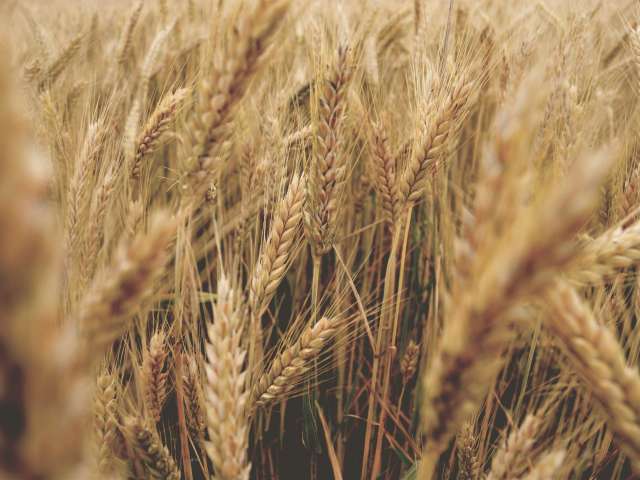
[{"x1": 2, "y1": 0, "x2": 640, "y2": 479}]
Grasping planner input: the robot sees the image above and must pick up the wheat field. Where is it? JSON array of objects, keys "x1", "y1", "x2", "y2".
[{"x1": 3, "y1": 0, "x2": 640, "y2": 478}]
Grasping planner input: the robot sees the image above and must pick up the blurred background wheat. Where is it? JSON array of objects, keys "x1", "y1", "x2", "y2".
[{"x1": 2, "y1": 0, "x2": 640, "y2": 478}]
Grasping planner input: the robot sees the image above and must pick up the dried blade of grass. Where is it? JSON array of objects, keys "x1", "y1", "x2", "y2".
[{"x1": 316, "y1": 401, "x2": 344, "y2": 480}]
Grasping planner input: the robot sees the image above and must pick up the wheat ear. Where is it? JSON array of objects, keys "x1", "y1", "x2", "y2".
[
  {"x1": 487, "y1": 415, "x2": 541, "y2": 480},
  {"x1": 142, "y1": 331, "x2": 170, "y2": 423},
  {"x1": 545, "y1": 282, "x2": 640, "y2": 472},
  {"x1": 400, "y1": 340, "x2": 419, "y2": 385},
  {"x1": 116, "y1": 1, "x2": 143, "y2": 67},
  {"x1": 396, "y1": 74, "x2": 475, "y2": 210},
  {"x1": 520, "y1": 449, "x2": 566, "y2": 480},
  {"x1": 455, "y1": 423, "x2": 480, "y2": 480},
  {"x1": 131, "y1": 88, "x2": 188, "y2": 179},
  {"x1": 253, "y1": 316, "x2": 343, "y2": 409},
  {"x1": 419, "y1": 150, "x2": 611, "y2": 479},
  {"x1": 94, "y1": 373, "x2": 121, "y2": 473},
  {"x1": 186, "y1": 0, "x2": 290, "y2": 199},
  {"x1": 65, "y1": 122, "x2": 103, "y2": 257},
  {"x1": 76, "y1": 211, "x2": 177, "y2": 353},
  {"x1": 82, "y1": 168, "x2": 116, "y2": 285},
  {"x1": 369, "y1": 118, "x2": 400, "y2": 225},
  {"x1": 182, "y1": 354, "x2": 205, "y2": 441},
  {"x1": 250, "y1": 173, "x2": 305, "y2": 316},
  {"x1": 571, "y1": 221, "x2": 640, "y2": 285},
  {"x1": 204, "y1": 276, "x2": 251, "y2": 480},
  {"x1": 125, "y1": 417, "x2": 180, "y2": 480},
  {"x1": 38, "y1": 31, "x2": 84, "y2": 89},
  {"x1": 304, "y1": 46, "x2": 352, "y2": 257}
]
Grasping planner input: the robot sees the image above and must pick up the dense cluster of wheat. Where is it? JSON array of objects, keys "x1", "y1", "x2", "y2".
[{"x1": 4, "y1": 0, "x2": 640, "y2": 478}]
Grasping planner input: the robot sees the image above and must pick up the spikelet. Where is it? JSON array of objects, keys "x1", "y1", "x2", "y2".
[{"x1": 203, "y1": 277, "x2": 251, "y2": 480}]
